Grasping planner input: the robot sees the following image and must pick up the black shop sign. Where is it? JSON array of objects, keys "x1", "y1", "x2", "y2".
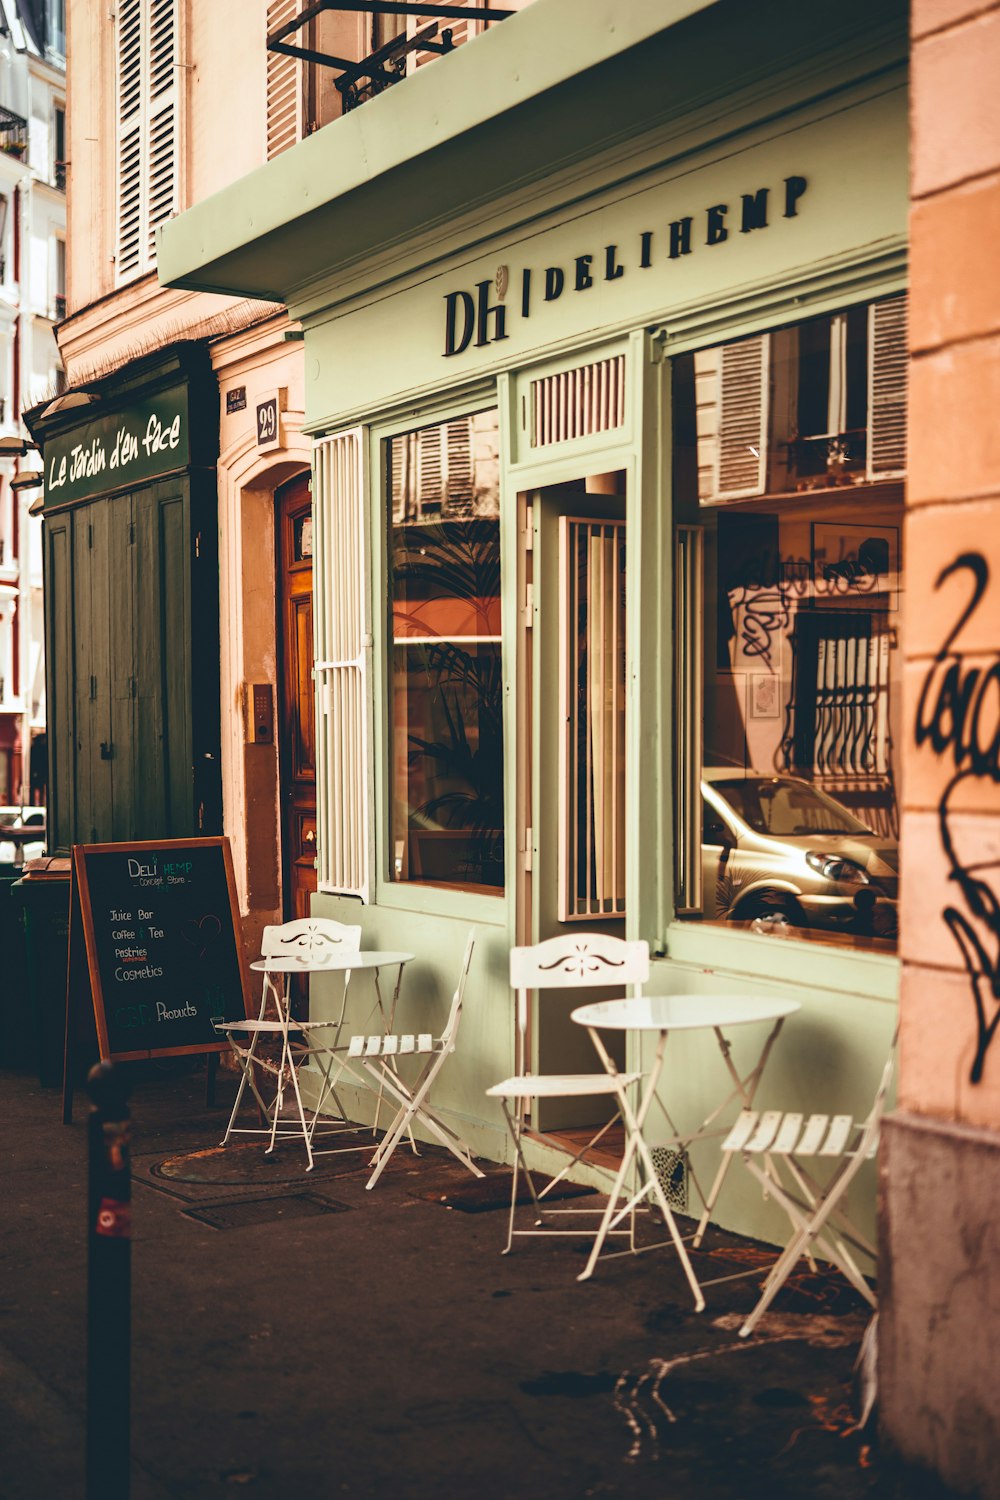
[
  {"x1": 442, "y1": 174, "x2": 809, "y2": 357},
  {"x1": 43, "y1": 385, "x2": 190, "y2": 506}
]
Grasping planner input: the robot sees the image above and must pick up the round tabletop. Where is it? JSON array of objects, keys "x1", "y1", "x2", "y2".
[
  {"x1": 571, "y1": 993, "x2": 801, "y2": 1032},
  {"x1": 251, "y1": 950, "x2": 415, "y2": 973}
]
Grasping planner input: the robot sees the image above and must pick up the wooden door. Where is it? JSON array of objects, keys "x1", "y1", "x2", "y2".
[{"x1": 277, "y1": 472, "x2": 317, "y2": 920}]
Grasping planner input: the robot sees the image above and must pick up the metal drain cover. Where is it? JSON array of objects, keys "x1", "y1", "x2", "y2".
[{"x1": 182, "y1": 1191, "x2": 350, "y2": 1231}]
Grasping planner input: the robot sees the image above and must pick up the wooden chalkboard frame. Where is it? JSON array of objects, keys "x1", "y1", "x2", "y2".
[{"x1": 63, "y1": 837, "x2": 253, "y2": 1117}]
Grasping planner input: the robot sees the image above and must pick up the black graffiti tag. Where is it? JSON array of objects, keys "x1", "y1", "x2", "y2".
[
  {"x1": 728, "y1": 553, "x2": 881, "y2": 673},
  {"x1": 915, "y1": 552, "x2": 1000, "y2": 1082}
]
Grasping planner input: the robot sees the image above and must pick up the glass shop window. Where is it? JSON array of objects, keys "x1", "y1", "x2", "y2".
[
  {"x1": 672, "y1": 294, "x2": 907, "y2": 953},
  {"x1": 387, "y1": 409, "x2": 504, "y2": 891}
]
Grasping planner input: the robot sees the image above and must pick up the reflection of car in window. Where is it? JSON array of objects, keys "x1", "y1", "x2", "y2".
[{"x1": 701, "y1": 772, "x2": 897, "y2": 937}]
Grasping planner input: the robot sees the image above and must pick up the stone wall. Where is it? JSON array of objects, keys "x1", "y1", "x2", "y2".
[{"x1": 881, "y1": 1, "x2": 1000, "y2": 1489}]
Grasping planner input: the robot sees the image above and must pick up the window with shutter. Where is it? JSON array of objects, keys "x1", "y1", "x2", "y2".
[
  {"x1": 115, "y1": 0, "x2": 179, "y2": 284},
  {"x1": 712, "y1": 336, "x2": 769, "y2": 501},
  {"x1": 266, "y1": 0, "x2": 303, "y2": 159},
  {"x1": 671, "y1": 294, "x2": 906, "y2": 955},
  {"x1": 313, "y1": 429, "x2": 370, "y2": 900},
  {"x1": 867, "y1": 293, "x2": 908, "y2": 480}
]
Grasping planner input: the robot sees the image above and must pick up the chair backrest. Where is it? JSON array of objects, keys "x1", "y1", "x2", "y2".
[
  {"x1": 511, "y1": 934, "x2": 649, "y2": 990},
  {"x1": 260, "y1": 917, "x2": 362, "y2": 962},
  {"x1": 440, "y1": 929, "x2": 477, "y2": 1048},
  {"x1": 859, "y1": 1021, "x2": 899, "y2": 1158},
  {"x1": 509, "y1": 934, "x2": 649, "y2": 1076}
]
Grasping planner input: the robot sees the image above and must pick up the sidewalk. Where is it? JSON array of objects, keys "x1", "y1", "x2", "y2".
[{"x1": 0, "y1": 1061, "x2": 934, "y2": 1500}]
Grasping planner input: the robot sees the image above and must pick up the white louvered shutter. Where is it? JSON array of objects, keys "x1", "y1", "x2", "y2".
[
  {"x1": 313, "y1": 430, "x2": 371, "y2": 901},
  {"x1": 116, "y1": 0, "x2": 178, "y2": 282},
  {"x1": 714, "y1": 334, "x2": 769, "y2": 500},
  {"x1": 146, "y1": 0, "x2": 178, "y2": 262},
  {"x1": 116, "y1": 0, "x2": 143, "y2": 278},
  {"x1": 266, "y1": 0, "x2": 302, "y2": 158},
  {"x1": 867, "y1": 293, "x2": 908, "y2": 479},
  {"x1": 407, "y1": 0, "x2": 481, "y2": 70}
]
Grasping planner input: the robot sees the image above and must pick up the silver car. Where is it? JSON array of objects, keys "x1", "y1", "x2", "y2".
[{"x1": 701, "y1": 771, "x2": 898, "y2": 936}]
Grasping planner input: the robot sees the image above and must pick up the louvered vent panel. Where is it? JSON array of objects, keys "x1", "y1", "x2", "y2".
[
  {"x1": 149, "y1": 0, "x2": 174, "y2": 96},
  {"x1": 531, "y1": 356, "x2": 626, "y2": 448},
  {"x1": 715, "y1": 336, "x2": 768, "y2": 499},
  {"x1": 118, "y1": 125, "x2": 142, "y2": 277},
  {"x1": 266, "y1": 0, "x2": 300, "y2": 158},
  {"x1": 868, "y1": 293, "x2": 908, "y2": 479},
  {"x1": 118, "y1": 0, "x2": 142, "y2": 121},
  {"x1": 314, "y1": 431, "x2": 369, "y2": 900}
]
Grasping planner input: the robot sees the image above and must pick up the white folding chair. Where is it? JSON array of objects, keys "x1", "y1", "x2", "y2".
[
  {"x1": 354, "y1": 930, "x2": 483, "y2": 1190},
  {"x1": 215, "y1": 917, "x2": 361, "y2": 1170},
  {"x1": 486, "y1": 934, "x2": 648, "y2": 1258},
  {"x1": 723, "y1": 1027, "x2": 898, "y2": 1336}
]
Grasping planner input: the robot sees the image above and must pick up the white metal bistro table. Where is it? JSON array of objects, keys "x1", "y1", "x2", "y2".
[
  {"x1": 219, "y1": 950, "x2": 414, "y2": 1170},
  {"x1": 570, "y1": 993, "x2": 801, "y2": 1307}
]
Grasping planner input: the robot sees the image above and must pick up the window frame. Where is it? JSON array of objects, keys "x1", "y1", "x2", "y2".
[
  {"x1": 658, "y1": 285, "x2": 906, "y2": 1000},
  {"x1": 370, "y1": 389, "x2": 509, "y2": 923}
]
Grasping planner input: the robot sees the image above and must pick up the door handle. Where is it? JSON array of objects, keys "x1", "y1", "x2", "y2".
[{"x1": 100, "y1": 742, "x2": 114, "y2": 761}]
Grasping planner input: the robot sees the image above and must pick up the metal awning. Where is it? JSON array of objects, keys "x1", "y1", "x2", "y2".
[{"x1": 158, "y1": 0, "x2": 723, "y2": 307}]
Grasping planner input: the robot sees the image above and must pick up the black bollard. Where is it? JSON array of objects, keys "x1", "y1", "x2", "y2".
[{"x1": 86, "y1": 1061, "x2": 132, "y2": 1500}]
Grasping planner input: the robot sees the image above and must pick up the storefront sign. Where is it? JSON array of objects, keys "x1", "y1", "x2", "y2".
[
  {"x1": 442, "y1": 175, "x2": 808, "y2": 357},
  {"x1": 43, "y1": 385, "x2": 190, "y2": 507}
]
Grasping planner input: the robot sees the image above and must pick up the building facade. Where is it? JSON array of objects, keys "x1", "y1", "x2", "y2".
[
  {"x1": 159, "y1": 0, "x2": 1000, "y2": 1482},
  {"x1": 0, "y1": 0, "x2": 65, "y2": 808},
  {"x1": 161, "y1": 0, "x2": 903, "y2": 1233},
  {"x1": 30, "y1": 0, "x2": 370, "y2": 957}
]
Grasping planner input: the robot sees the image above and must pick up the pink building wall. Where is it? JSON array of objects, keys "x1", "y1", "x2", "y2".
[{"x1": 880, "y1": 1, "x2": 1000, "y2": 1488}]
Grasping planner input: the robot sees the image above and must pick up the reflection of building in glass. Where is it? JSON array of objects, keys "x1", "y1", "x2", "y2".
[
  {"x1": 390, "y1": 410, "x2": 500, "y2": 523},
  {"x1": 695, "y1": 296, "x2": 907, "y2": 504},
  {"x1": 674, "y1": 294, "x2": 906, "y2": 944},
  {"x1": 388, "y1": 410, "x2": 503, "y2": 890}
]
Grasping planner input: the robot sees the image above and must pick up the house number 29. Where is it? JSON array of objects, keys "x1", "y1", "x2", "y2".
[{"x1": 256, "y1": 397, "x2": 278, "y2": 446}]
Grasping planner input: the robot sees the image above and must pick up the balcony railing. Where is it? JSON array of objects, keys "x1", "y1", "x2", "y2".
[
  {"x1": 267, "y1": 4, "x2": 516, "y2": 115},
  {"x1": 0, "y1": 106, "x2": 28, "y2": 160}
]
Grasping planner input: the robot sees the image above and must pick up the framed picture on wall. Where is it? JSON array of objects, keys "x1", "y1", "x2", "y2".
[
  {"x1": 750, "y1": 673, "x2": 781, "y2": 719},
  {"x1": 811, "y1": 522, "x2": 899, "y2": 611}
]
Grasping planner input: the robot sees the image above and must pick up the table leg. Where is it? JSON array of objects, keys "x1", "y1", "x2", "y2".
[{"x1": 576, "y1": 1030, "x2": 705, "y2": 1311}]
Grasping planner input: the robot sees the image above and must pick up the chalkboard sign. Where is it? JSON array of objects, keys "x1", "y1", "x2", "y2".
[{"x1": 67, "y1": 837, "x2": 252, "y2": 1067}]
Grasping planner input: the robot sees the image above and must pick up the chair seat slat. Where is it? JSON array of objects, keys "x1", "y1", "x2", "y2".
[
  {"x1": 819, "y1": 1114, "x2": 855, "y2": 1157},
  {"x1": 721, "y1": 1111, "x2": 759, "y2": 1153},
  {"x1": 795, "y1": 1114, "x2": 831, "y2": 1156},
  {"x1": 745, "y1": 1110, "x2": 783, "y2": 1153},
  {"x1": 771, "y1": 1112, "x2": 804, "y2": 1155}
]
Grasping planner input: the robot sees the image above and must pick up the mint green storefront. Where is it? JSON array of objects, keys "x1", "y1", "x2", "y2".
[{"x1": 161, "y1": 0, "x2": 906, "y2": 1254}]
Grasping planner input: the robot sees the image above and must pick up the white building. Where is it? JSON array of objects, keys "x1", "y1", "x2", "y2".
[{"x1": 0, "y1": 0, "x2": 64, "y2": 806}]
